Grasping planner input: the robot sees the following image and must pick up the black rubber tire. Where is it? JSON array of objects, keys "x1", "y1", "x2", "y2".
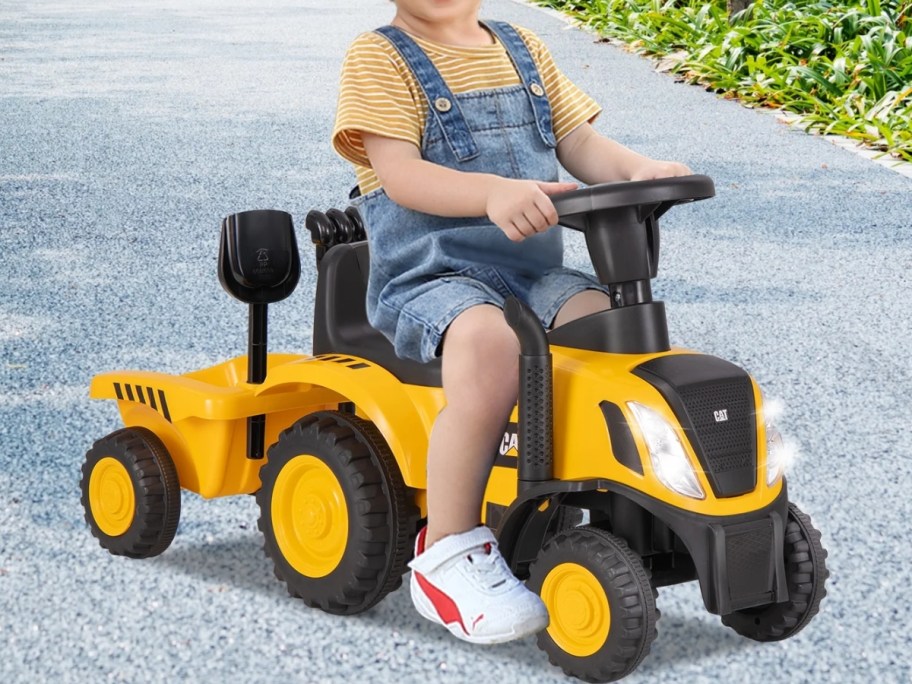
[
  {"x1": 722, "y1": 502, "x2": 829, "y2": 641},
  {"x1": 527, "y1": 526, "x2": 659, "y2": 683},
  {"x1": 257, "y1": 411, "x2": 418, "y2": 615},
  {"x1": 80, "y1": 427, "x2": 181, "y2": 558}
]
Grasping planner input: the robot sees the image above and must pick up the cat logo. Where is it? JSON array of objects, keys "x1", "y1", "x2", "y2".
[
  {"x1": 499, "y1": 429, "x2": 518, "y2": 457},
  {"x1": 494, "y1": 422, "x2": 519, "y2": 468},
  {"x1": 714, "y1": 409, "x2": 729, "y2": 423}
]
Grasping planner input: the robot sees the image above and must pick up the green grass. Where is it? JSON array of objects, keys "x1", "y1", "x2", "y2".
[{"x1": 535, "y1": 0, "x2": 912, "y2": 161}]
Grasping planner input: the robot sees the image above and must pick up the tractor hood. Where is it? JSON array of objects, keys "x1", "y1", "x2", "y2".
[
  {"x1": 632, "y1": 353, "x2": 758, "y2": 498},
  {"x1": 545, "y1": 345, "x2": 765, "y2": 507}
]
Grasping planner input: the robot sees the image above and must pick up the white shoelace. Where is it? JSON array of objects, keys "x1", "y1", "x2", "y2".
[{"x1": 466, "y1": 545, "x2": 516, "y2": 590}]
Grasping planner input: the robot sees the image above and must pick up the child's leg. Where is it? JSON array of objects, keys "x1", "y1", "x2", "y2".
[
  {"x1": 424, "y1": 303, "x2": 519, "y2": 548},
  {"x1": 409, "y1": 302, "x2": 548, "y2": 643},
  {"x1": 423, "y1": 291, "x2": 611, "y2": 547},
  {"x1": 551, "y1": 289, "x2": 613, "y2": 329}
]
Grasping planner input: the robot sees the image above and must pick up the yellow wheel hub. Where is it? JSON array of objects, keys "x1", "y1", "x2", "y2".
[
  {"x1": 271, "y1": 454, "x2": 349, "y2": 578},
  {"x1": 541, "y1": 562, "x2": 611, "y2": 657},
  {"x1": 89, "y1": 457, "x2": 136, "y2": 537}
]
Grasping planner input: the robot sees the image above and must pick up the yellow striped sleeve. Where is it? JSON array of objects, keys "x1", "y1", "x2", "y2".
[
  {"x1": 516, "y1": 27, "x2": 602, "y2": 142},
  {"x1": 332, "y1": 33, "x2": 423, "y2": 168}
]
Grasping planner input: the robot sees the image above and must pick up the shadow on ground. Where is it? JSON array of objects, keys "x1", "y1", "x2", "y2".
[{"x1": 153, "y1": 534, "x2": 281, "y2": 597}]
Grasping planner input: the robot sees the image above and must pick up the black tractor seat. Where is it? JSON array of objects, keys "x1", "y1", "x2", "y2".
[{"x1": 312, "y1": 241, "x2": 443, "y2": 387}]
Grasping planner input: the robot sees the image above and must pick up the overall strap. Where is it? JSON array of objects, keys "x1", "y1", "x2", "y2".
[
  {"x1": 374, "y1": 25, "x2": 480, "y2": 162},
  {"x1": 481, "y1": 21, "x2": 557, "y2": 148}
]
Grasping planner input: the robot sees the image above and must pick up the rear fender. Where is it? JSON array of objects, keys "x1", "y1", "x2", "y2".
[{"x1": 258, "y1": 355, "x2": 436, "y2": 488}]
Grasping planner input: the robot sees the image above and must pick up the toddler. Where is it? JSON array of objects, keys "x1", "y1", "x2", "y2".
[{"x1": 332, "y1": 0, "x2": 690, "y2": 644}]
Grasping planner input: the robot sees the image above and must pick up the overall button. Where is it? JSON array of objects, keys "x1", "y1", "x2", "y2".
[
  {"x1": 434, "y1": 97, "x2": 452, "y2": 112},
  {"x1": 530, "y1": 83, "x2": 545, "y2": 97}
]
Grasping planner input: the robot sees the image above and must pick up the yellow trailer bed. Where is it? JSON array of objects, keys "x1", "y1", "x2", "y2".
[{"x1": 89, "y1": 353, "x2": 343, "y2": 498}]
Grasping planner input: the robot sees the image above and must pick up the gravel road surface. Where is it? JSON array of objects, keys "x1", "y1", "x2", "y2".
[{"x1": 1, "y1": 1, "x2": 910, "y2": 682}]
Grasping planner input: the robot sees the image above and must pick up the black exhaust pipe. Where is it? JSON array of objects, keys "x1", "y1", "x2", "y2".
[{"x1": 503, "y1": 297, "x2": 554, "y2": 492}]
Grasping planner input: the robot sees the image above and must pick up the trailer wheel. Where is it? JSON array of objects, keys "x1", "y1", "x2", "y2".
[
  {"x1": 722, "y1": 502, "x2": 828, "y2": 641},
  {"x1": 258, "y1": 411, "x2": 417, "y2": 615},
  {"x1": 80, "y1": 427, "x2": 181, "y2": 558},
  {"x1": 527, "y1": 526, "x2": 658, "y2": 683}
]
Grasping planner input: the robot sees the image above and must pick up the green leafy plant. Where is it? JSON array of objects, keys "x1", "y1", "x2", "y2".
[{"x1": 536, "y1": 0, "x2": 912, "y2": 161}]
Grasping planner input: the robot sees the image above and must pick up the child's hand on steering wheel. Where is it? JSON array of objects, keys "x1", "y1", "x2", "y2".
[
  {"x1": 486, "y1": 178, "x2": 579, "y2": 242},
  {"x1": 629, "y1": 160, "x2": 692, "y2": 181}
]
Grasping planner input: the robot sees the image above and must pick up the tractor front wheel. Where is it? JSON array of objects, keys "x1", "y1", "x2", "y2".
[
  {"x1": 257, "y1": 411, "x2": 417, "y2": 615},
  {"x1": 527, "y1": 526, "x2": 658, "y2": 683},
  {"x1": 80, "y1": 427, "x2": 181, "y2": 558}
]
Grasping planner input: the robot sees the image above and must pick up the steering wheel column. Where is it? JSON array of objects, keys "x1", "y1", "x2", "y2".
[{"x1": 547, "y1": 175, "x2": 715, "y2": 354}]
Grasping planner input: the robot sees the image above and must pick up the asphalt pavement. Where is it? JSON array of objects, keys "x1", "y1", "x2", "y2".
[{"x1": 1, "y1": 1, "x2": 910, "y2": 682}]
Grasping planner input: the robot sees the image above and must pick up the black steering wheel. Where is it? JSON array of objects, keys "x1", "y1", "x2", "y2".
[
  {"x1": 551, "y1": 175, "x2": 715, "y2": 230},
  {"x1": 547, "y1": 174, "x2": 715, "y2": 286}
]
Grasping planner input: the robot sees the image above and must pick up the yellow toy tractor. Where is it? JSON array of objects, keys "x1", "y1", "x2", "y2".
[{"x1": 81, "y1": 176, "x2": 828, "y2": 682}]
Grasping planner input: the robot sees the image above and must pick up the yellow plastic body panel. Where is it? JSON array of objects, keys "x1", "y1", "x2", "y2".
[
  {"x1": 91, "y1": 344, "x2": 781, "y2": 521},
  {"x1": 479, "y1": 345, "x2": 782, "y2": 520},
  {"x1": 258, "y1": 355, "x2": 444, "y2": 490}
]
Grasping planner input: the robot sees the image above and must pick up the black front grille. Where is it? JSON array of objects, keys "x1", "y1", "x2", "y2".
[
  {"x1": 679, "y1": 377, "x2": 754, "y2": 473},
  {"x1": 634, "y1": 354, "x2": 757, "y2": 497}
]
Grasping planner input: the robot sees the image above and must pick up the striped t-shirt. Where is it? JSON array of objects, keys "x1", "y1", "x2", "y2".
[{"x1": 332, "y1": 25, "x2": 601, "y2": 195}]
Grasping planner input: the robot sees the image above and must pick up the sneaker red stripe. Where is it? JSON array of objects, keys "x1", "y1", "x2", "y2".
[
  {"x1": 416, "y1": 526, "x2": 428, "y2": 554},
  {"x1": 414, "y1": 572, "x2": 468, "y2": 635}
]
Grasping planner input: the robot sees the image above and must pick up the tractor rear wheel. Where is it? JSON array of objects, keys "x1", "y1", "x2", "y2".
[
  {"x1": 527, "y1": 526, "x2": 658, "y2": 682},
  {"x1": 721, "y1": 502, "x2": 828, "y2": 641},
  {"x1": 257, "y1": 411, "x2": 417, "y2": 615},
  {"x1": 80, "y1": 427, "x2": 181, "y2": 558}
]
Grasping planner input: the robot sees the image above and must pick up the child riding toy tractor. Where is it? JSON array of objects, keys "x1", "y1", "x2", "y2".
[{"x1": 81, "y1": 176, "x2": 828, "y2": 682}]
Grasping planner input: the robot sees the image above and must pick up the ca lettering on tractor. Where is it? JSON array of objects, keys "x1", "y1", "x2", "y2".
[
  {"x1": 499, "y1": 424, "x2": 519, "y2": 457},
  {"x1": 82, "y1": 176, "x2": 828, "y2": 682},
  {"x1": 494, "y1": 422, "x2": 519, "y2": 469}
]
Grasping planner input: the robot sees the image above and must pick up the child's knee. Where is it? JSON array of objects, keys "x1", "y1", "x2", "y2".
[
  {"x1": 442, "y1": 305, "x2": 518, "y2": 357},
  {"x1": 552, "y1": 289, "x2": 612, "y2": 329},
  {"x1": 441, "y1": 305, "x2": 519, "y2": 408}
]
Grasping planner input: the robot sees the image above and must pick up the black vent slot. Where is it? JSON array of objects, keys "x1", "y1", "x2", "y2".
[
  {"x1": 725, "y1": 519, "x2": 775, "y2": 608},
  {"x1": 634, "y1": 354, "x2": 757, "y2": 497}
]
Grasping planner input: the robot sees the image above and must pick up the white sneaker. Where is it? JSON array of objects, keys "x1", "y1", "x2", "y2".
[{"x1": 408, "y1": 525, "x2": 549, "y2": 644}]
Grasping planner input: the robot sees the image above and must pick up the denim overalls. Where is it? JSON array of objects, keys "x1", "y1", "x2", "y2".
[{"x1": 351, "y1": 21, "x2": 609, "y2": 363}]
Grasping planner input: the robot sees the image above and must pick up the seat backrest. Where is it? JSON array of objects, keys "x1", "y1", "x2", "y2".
[{"x1": 311, "y1": 242, "x2": 442, "y2": 387}]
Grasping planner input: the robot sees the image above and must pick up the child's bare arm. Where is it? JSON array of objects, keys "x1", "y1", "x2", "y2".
[
  {"x1": 363, "y1": 133, "x2": 577, "y2": 242},
  {"x1": 557, "y1": 123, "x2": 691, "y2": 183}
]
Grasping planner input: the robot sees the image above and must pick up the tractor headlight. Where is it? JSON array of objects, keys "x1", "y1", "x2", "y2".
[
  {"x1": 763, "y1": 397, "x2": 798, "y2": 486},
  {"x1": 627, "y1": 401, "x2": 705, "y2": 500},
  {"x1": 766, "y1": 424, "x2": 786, "y2": 486}
]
